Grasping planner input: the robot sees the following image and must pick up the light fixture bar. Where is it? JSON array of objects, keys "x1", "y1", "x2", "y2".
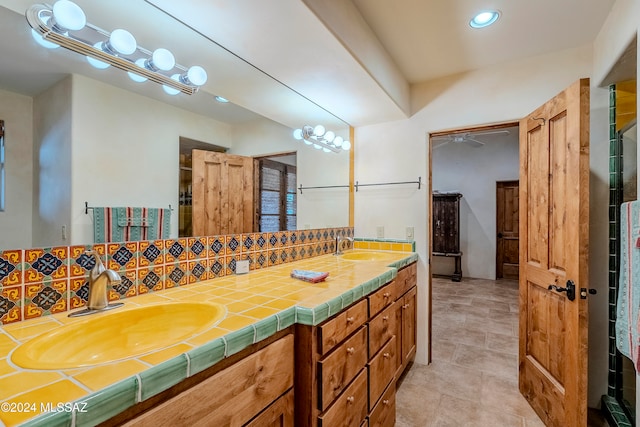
[
  {"x1": 26, "y1": 4, "x2": 199, "y2": 95},
  {"x1": 303, "y1": 136, "x2": 340, "y2": 153}
]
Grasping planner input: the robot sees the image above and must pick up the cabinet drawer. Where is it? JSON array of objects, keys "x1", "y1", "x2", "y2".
[
  {"x1": 368, "y1": 381, "x2": 395, "y2": 427},
  {"x1": 395, "y1": 263, "x2": 417, "y2": 298},
  {"x1": 368, "y1": 281, "x2": 395, "y2": 318},
  {"x1": 319, "y1": 299, "x2": 368, "y2": 355},
  {"x1": 319, "y1": 368, "x2": 368, "y2": 427},
  {"x1": 368, "y1": 304, "x2": 396, "y2": 358},
  {"x1": 368, "y1": 335, "x2": 396, "y2": 410},
  {"x1": 125, "y1": 334, "x2": 294, "y2": 427},
  {"x1": 319, "y1": 326, "x2": 368, "y2": 411}
]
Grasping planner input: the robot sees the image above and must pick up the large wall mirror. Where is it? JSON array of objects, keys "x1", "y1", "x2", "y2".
[{"x1": 0, "y1": 0, "x2": 351, "y2": 250}]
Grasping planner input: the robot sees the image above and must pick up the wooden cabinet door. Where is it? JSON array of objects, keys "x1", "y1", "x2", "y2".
[
  {"x1": 519, "y1": 79, "x2": 590, "y2": 427},
  {"x1": 401, "y1": 287, "x2": 417, "y2": 366},
  {"x1": 192, "y1": 150, "x2": 254, "y2": 236},
  {"x1": 244, "y1": 389, "x2": 294, "y2": 427}
]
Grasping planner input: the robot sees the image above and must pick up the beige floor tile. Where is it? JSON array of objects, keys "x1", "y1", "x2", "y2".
[{"x1": 432, "y1": 395, "x2": 526, "y2": 427}]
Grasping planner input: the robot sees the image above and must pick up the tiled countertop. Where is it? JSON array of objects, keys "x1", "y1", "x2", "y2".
[{"x1": 0, "y1": 249, "x2": 418, "y2": 427}]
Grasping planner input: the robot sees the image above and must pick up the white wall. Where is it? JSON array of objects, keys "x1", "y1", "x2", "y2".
[
  {"x1": 32, "y1": 77, "x2": 72, "y2": 248},
  {"x1": 70, "y1": 74, "x2": 233, "y2": 244},
  {"x1": 432, "y1": 132, "x2": 519, "y2": 279},
  {"x1": 354, "y1": 45, "x2": 610, "y2": 408},
  {"x1": 0, "y1": 88, "x2": 33, "y2": 250}
]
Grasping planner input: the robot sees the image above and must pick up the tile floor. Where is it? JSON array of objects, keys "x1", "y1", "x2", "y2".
[{"x1": 395, "y1": 276, "x2": 609, "y2": 427}]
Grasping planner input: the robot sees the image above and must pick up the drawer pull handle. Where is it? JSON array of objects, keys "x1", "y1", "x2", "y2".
[
  {"x1": 402, "y1": 304, "x2": 409, "y2": 309},
  {"x1": 346, "y1": 396, "x2": 355, "y2": 404},
  {"x1": 346, "y1": 316, "x2": 355, "y2": 324},
  {"x1": 383, "y1": 399, "x2": 390, "y2": 405},
  {"x1": 383, "y1": 292, "x2": 391, "y2": 298},
  {"x1": 382, "y1": 316, "x2": 389, "y2": 321},
  {"x1": 383, "y1": 352, "x2": 390, "y2": 359},
  {"x1": 346, "y1": 347, "x2": 355, "y2": 355}
]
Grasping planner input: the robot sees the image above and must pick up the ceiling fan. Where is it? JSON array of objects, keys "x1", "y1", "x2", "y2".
[{"x1": 432, "y1": 129, "x2": 510, "y2": 149}]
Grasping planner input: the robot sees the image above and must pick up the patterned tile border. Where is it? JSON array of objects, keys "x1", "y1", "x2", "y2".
[{"x1": 0, "y1": 228, "x2": 354, "y2": 325}]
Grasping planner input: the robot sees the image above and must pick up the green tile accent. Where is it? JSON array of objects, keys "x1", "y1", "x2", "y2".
[
  {"x1": 75, "y1": 377, "x2": 138, "y2": 426},
  {"x1": 312, "y1": 303, "x2": 330, "y2": 325},
  {"x1": 20, "y1": 410, "x2": 71, "y2": 427},
  {"x1": 326, "y1": 296, "x2": 344, "y2": 317},
  {"x1": 187, "y1": 338, "x2": 226, "y2": 376},
  {"x1": 225, "y1": 325, "x2": 256, "y2": 356},
  {"x1": 295, "y1": 306, "x2": 314, "y2": 325},
  {"x1": 254, "y1": 316, "x2": 278, "y2": 342},
  {"x1": 350, "y1": 285, "x2": 365, "y2": 301},
  {"x1": 276, "y1": 307, "x2": 295, "y2": 330},
  {"x1": 139, "y1": 355, "x2": 188, "y2": 401}
]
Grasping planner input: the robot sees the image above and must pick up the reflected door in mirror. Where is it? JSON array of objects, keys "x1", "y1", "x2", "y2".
[{"x1": 192, "y1": 150, "x2": 254, "y2": 236}]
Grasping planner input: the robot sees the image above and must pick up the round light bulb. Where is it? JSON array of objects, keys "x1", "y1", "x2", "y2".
[
  {"x1": 324, "y1": 131, "x2": 335, "y2": 143},
  {"x1": 293, "y1": 129, "x2": 303, "y2": 140},
  {"x1": 147, "y1": 48, "x2": 175, "y2": 71},
  {"x1": 180, "y1": 66, "x2": 207, "y2": 86},
  {"x1": 51, "y1": 0, "x2": 86, "y2": 32},
  {"x1": 215, "y1": 96, "x2": 229, "y2": 103},
  {"x1": 162, "y1": 74, "x2": 181, "y2": 95},
  {"x1": 303, "y1": 139, "x2": 313, "y2": 145},
  {"x1": 470, "y1": 10, "x2": 500, "y2": 28},
  {"x1": 107, "y1": 29, "x2": 137, "y2": 55},
  {"x1": 314, "y1": 125, "x2": 325, "y2": 137},
  {"x1": 31, "y1": 29, "x2": 59, "y2": 49},
  {"x1": 128, "y1": 58, "x2": 148, "y2": 83},
  {"x1": 342, "y1": 140, "x2": 351, "y2": 150},
  {"x1": 313, "y1": 144, "x2": 322, "y2": 150},
  {"x1": 334, "y1": 136, "x2": 344, "y2": 147},
  {"x1": 87, "y1": 43, "x2": 110, "y2": 69},
  {"x1": 323, "y1": 147, "x2": 331, "y2": 153}
]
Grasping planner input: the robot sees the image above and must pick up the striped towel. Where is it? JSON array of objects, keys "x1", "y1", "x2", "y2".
[
  {"x1": 93, "y1": 207, "x2": 171, "y2": 243},
  {"x1": 616, "y1": 201, "x2": 640, "y2": 370}
]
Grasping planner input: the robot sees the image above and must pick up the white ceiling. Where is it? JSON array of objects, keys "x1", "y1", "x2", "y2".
[
  {"x1": 351, "y1": 0, "x2": 617, "y2": 83},
  {"x1": 0, "y1": 0, "x2": 618, "y2": 130}
]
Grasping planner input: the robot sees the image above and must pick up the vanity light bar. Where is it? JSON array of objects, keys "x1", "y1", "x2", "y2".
[{"x1": 26, "y1": 3, "x2": 202, "y2": 95}]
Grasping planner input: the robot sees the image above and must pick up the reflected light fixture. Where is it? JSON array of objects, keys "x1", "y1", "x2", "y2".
[
  {"x1": 469, "y1": 10, "x2": 500, "y2": 28},
  {"x1": 26, "y1": 0, "x2": 208, "y2": 95},
  {"x1": 293, "y1": 125, "x2": 351, "y2": 153}
]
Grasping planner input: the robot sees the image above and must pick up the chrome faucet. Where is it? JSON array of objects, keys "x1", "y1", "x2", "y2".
[
  {"x1": 334, "y1": 235, "x2": 354, "y2": 255},
  {"x1": 69, "y1": 251, "x2": 124, "y2": 317}
]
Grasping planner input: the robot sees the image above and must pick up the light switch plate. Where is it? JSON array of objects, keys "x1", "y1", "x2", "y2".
[
  {"x1": 376, "y1": 226, "x2": 385, "y2": 238},
  {"x1": 235, "y1": 260, "x2": 249, "y2": 274},
  {"x1": 406, "y1": 226, "x2": 414, "y2": 241}
]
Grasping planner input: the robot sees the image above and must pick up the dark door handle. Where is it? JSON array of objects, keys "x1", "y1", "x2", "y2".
[
  {"x1": 497, "y1": 232, "x2": 503, "y2": 238},
  {"x1": 548, "y1": 280, "x2": 576, "y2": 301}
]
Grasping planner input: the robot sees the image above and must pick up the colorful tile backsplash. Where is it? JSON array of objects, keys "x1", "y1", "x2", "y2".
[{"x1": 0, "y1": 227, "x2": 353, "y2": 325}]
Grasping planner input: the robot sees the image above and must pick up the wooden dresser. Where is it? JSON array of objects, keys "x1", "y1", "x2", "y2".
[{"x1": 432, "y1": 192, "x2": 462, "y2": 281}]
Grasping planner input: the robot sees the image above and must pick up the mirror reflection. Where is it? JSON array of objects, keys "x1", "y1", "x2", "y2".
[{"x1": 0, "y1": 0, "x2": 351, "y2": 250}]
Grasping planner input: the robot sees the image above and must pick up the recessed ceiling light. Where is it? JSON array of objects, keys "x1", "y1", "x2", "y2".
[
  {"x1": 470, "y1": 10, "x2": 500, "y2": 28},
  {"x1": 215, "y1": 96, "x2": 229, "y2": 103}
]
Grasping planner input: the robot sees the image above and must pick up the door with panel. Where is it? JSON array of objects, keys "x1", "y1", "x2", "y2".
[
  {"x1": 192, "y1": 150, "x2": 254, "y2": 236},
  {"x1": 518, "y1": 78, "x2": 591, "y2": 427},
  {"x1": 496, "y1": 180, "x2": 520, "y2": 280}
]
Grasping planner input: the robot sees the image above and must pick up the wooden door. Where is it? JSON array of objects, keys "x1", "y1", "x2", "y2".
[
  {"x1": 192, "y1": 150, "x2": 254, "y2": 236},
  {"x1": 519, "y1": 79, "x2": 590, "y2": 426},
  {"x1": 496, "y1": 181, "x2": 519, "y2": 279}
]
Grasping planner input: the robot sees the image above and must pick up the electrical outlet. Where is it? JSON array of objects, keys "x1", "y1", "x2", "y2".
[
  {"x1": 62, "y1": 225, "x2": 67, "y2": 241},
  {"x1": 304, "y1": 224, "x2": 311, "y2": 229},
  {"x1": 376, "y1": 226, "x2": 384, "y2": 238},
  {"x1": 406, "y1": 226, "x2": 414, "y2": 241}
]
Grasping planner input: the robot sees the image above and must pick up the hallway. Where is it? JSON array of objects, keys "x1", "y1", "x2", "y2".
[{"x1": 395, "y1": 277, "x2": 608, "y2": 426}]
